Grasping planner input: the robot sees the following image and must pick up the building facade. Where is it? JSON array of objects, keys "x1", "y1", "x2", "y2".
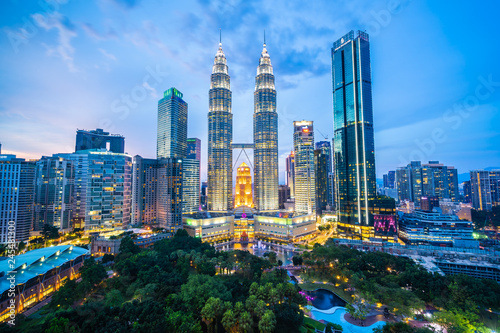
[
  {"x1": 157, "y1": 159, "x2": 183, "y2": 232},
  {"x1": 0, "y1": 155, "x2": 35, "y2": 243},
  {"x1": 293, "y1": 121, "x2": 315, "y2": 215},
  {"x1": 234, "y1": 162, "x2": 253, "y2": 208},
  {"x1": 131, "y1": 156, "x2": 158, "y2": 226},
  {"x1": 285, "y1": 152, "x2": 295, "y2": 199},
  {"x1": 315, "y1": 141, "x2": 333, "y2": 209},
  {"x1": 314, "y1": 148, "x2": 329, "y2": 214},
  {"x1": 182, "y1": 158, "x2": 200, "y2": 213},
  {"x1": 396, "y1": 161, "x2": 459, "y2": 205},
  {"x1": 56, "y1": 150, "x2": 132, "y2": 230},
  {"x1": 470, "y1": 170, "x2": 500, "y2": 211},
  {"x1": 383, "y1": 171, "x2": 395, "y2": 189},
  {"x1": 208, "y1": 42, "x2": 233, "y2": 211},
  {"x1": 253, "y1": 42, "x2": 279, "y2": 212},
  {"x1": 34, "y1": 156, "x2": 74, "y2": 232},
  {"x1": 157, "y1": 87, "x2": 188, "y2": 160},
  {"x1": 75, "y1": 128, "x2": 124, "y2": 154},
  {"x1": 398, "y1": 209, "x2": 474, "y2": 246},
  {"x1": 332, "y1": 31, "x2": 377, "y2": 235}
]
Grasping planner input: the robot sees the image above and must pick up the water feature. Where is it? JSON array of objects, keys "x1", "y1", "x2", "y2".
[
  {"x1": 301, "y1": 288, "x2": 346, "y2": 310},
  {"x1": 311, "y1": 308, "x2": 386, "y2": 333}
]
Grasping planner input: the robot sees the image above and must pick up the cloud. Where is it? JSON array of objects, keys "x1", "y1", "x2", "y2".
[
  {"x1": 99, "y1": 48, "x2": 117, "y2": 61},
  {"x1": 82, "y1": 23, "x2": 117, "y2": 41},
  {"x1": 32, "y1": 12, "x2": 78, "y2": 72}
]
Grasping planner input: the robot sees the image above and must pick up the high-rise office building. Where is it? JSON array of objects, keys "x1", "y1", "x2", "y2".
[
  {"x1": 185, "y1": 138, "x2": 201, "y2": 212},
  {"x1": 56, "y1": 150, "x2": 132, "y2": 230},
  {"x1": 383, "y1": 171, "x2": 395, "y2": 189},
  {"x1": 208, "y1": 42, "x2": 233, "y2": 211},
  {"x1": 315, "y1": 141, "x2": 332, "y2": 210},
  {"x1": 0, "y1": 155, "x2": 35, "y2": 243},
  {"x1": 187, "y1": 138, "x2": 201, "y2": 161},
  {"x1": 278, "y1": 185, "x2": 290, "y2": 209},
  {"x1": 200, "y1": 181, "x2": 208, "y2": 208},
  {"x1": 462, "y1": 180, "x2": 472, "y2": 203},
  {"x1": 131, "y1": 156, "x2": 158, "y2": 226},
  {"x1": 332, "y1": 31, "x2": 377, "y2": 232},
  {"x1": 396, "y1": 161, "x2": 459, "y2": 205},
  {"x1": 34, "y1": 156, "x2": 74, "y2": 231},
  {"x1": 182, "y1": 158, "x2": 200, "y2": 213},
  {"x1": 293, "y1": 121, "x2": 315, "y2": 215},
  {"x1": 75, "y1": 128, "x2": 124, "y2": 154},
  {"x1": 254, "y1": 42, "x2": 278, "y2": 212},
  {"x1": 157, "y1": 159, "x2": 183, "y2": 232},
  {"x1": 285, "y1": 152, "x2": 295, "y2": 198},
  {"x1": 470, "y1": 170, "x2": 500, "y2": 211},
  {"x1": 234, "y1": 162, "x2": 253, "y2": 208},
  {"x1": 157, "y1": 87, "x2": 188, "y2": 159},
  {"x1": 314, "y1": 148, "x2": 329, "y2": 214}
]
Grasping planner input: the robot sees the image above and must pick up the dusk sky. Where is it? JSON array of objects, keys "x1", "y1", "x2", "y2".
[{"x1": 1, "y1": 0, "x2": 499, "y2": 183}]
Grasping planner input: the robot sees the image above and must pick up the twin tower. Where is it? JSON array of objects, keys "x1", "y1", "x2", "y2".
[{"x1": 208, "y1": 41, "x2": 278, "y2": 212}]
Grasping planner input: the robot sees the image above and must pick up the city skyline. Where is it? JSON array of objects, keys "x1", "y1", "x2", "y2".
[{"x1": 1, "y1": 1, "x2": 500, "y2": 183}]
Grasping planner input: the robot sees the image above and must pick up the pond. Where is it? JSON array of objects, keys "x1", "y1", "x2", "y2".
[{"x1": 301, "y1": 288, "x2": 347, "y2": 310}]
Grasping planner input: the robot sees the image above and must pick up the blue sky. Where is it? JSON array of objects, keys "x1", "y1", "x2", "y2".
[{"x1": 1, "y1": 0, "x2": 499, "y2": 183}]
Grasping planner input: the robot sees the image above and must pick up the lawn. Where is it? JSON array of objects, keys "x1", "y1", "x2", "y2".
[{"x1": 302, "y1": 316, "x2": 326, "y2": 332}]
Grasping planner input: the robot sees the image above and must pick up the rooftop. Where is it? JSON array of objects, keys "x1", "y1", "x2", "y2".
[{"x1": 0, "y1": 245, "x2": 89, "y2": 294}]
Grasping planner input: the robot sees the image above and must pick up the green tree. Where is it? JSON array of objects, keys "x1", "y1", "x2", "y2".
[
  {"x1": 222, "y1": 309, "x2": 238, "y2": 333},
  {"x1": 45, "y1": 317, "x2": 77, "y2": 333},
  {"x1": 42, "y1": 224, "x2": 60, "y2": 240},
  {"x1": 119, "y1": 236, "x2": 140, "y2": 255},
  {"x1": 105, "y1": 289, "x2": 124, "y2": 307},
  {"x1": 258, "y1": 310, "x2": 276, "y2": 333}
]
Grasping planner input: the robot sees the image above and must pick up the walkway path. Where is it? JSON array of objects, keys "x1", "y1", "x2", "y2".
[{"x1": 22, "y1": 296, "x2": 51, "y2": 318}]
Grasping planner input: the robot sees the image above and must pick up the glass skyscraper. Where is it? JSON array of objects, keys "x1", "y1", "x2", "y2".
[
  {"x1": 75, "y1": 128, "x2": 125, "y2": 154},
  {"x1": 332, "y1": 30, "x2": 377, "y2": 232},
  {"x1": 0, "y1": 155, "x2": 35, "y2": 243},
  {"x1": 157, "y1": 87, "x2": 188, "y2": 159},
  {"x1": 315, "y1": 141, "x2": 332, "y2": 210},
  {"x1": 208, "y1": 42, "x2": 233, "y2": 211},
  {"x1": 293, "y1": 121, "x2": 315, "y2": 215},
  {"x1": 34, "y1": 156, "x2": 74, "y2": 231},
  {"x1": 286, "y1": 152, "x2": 295, "y2": 198},
  {"x1": 254, "y1": 42, "x2": 278, "y2": 212}
]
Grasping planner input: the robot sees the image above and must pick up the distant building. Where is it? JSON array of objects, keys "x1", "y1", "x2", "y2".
[
  {"x1": 314, "y1": 148, "x2": 329, "y2": 214},
  {"x1": 183, "y1": 211, "x2": 234, "y2": 243},
  {"x1": 0, "y1": 154, "x2": 35, "y2": 243},
  {"x1": 254, "y1": 211, "x2": 316, "y2": 244},
  {"x1": 396, "y1": 161, "x2": 459, "y2": 205},
  {"x1": 187, "y1": 138, "x2": 201, "y2": 161},
  {"x1": 234, "y1": 162, "x2": 253, "y2": 208},
  {"x1": 470, "y1": 170, "x2": 500, "y2": 211},
  {"x1": 200, "y1": 181, "x2": 208, "y2": 208},
  {"x1": 34, "y1": 156, "x2": 74, "y2": 232},
  {"x1": 420, "y1": 196, "x2": 439, "y2": 212},
  {"x1": 182, "y1": 158, "x2": 200, "y2": 213},
  {"x1": 462, "y1": 180, "x2": 472, "y2": 203},
  {"x1": 398, "y1": 210, "x2": 474, "y2": 246},
  {"x1": 293, "y1": 121, "x2": 315, "y2": 215},
  {"x1": 278, "y1": 185, "x2": 290, "y2": 209},
  {"x1": 75, "y1": 128, "x2": 124, "y2": 153},
  {"x1": 315, "y1": 141, "x2": 333, "y2": 209},
  {"x1": 56, "y1": 150, "x2": 132, "y2": 230},
  {"x1": 157, "y1": 87, "x2": 187, "y2": 159},
  {"x1": 285, "y1": 152, "x2": 295, "y2": 198},
  {"x1": 383, "y1": 171, "x2": 395, "y2": 189}
]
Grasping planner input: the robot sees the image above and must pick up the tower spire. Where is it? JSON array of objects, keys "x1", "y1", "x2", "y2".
[
  {"x1": 219, "y1": 28, "x2": 221, "y2": 44},
  {"x1": 264, "y1": 29, "x2": 266, "y2": 46}
]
